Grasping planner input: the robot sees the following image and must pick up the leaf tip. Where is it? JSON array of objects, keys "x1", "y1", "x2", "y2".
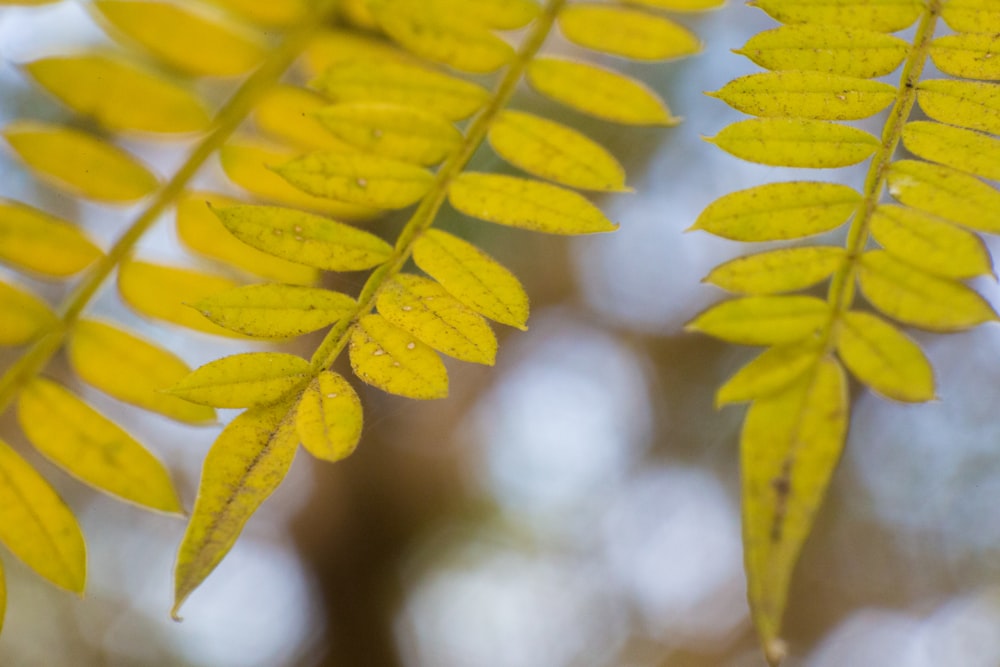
[{"x1": 764, "y1": 637, "x2": 788, "y2": 666}]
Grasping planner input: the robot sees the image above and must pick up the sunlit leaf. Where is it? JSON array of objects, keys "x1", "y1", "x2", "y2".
[
  {"x1": 704, "y1": 247, "x2": 845, "y2": 295},
  {"x1": 0, "y1": 281, "x2": 56, "y2": 346},
  {"x1": 18, "y1": 378, "x2": 182, "y2": 513},
  {"x1": 749, "y1": 0, "x2": 922, "y2": 32},
  {"x1": 169, "y1": 352, "x2": 310, "y2": 408},
  {"x1": 707, "y1": 118, "x2": 879, "y2": 168},
  {"x1": 0, "y1": 200, "x2": 100, "y2": 278},
  {"x1": 837, "y1": 310, "x2": 934, "y2": 402},
  {"x1": 296, "y1": 371, "x2": 363, "y2": 463},
  {"x1": 886, "y1": 160, "x2": 1000, "y2": 234},
  {"x1": 901, "y1": 121, "x2": 1000, "y2": 182},
  {"x1": 349, "y1": 314, "x2": 448, "y2": 399},
  {"x1": 709, "y1": 72, "x2": 895, "y2": 120},
  {"x1": 275, "y1": 152, "x2": 434, "y2": 209},
  {"x1": 449, "y1": 173, "x2": 617, "y2": 234},
  {"x1": 917, "y1": 80, "x2": 1000, "y2": 136},
  {"x1": 930, "y1": 33, "x2": 1000, "y2": 82},
  {"x1": 558, "y1": 4, "x2": 700, "y2": 61},
  {"x1": 193, "y1": 284, "x2": 356, "y2": 338},
  {"x1": 67, "y1": 319, "x2": 216, "y2": 424},
  {"x1": 716, "y1": 340, "x2": 821, "y2": 407},
  {"x1": 685, "y1": 296, "x2": 829, "y2": 346}
]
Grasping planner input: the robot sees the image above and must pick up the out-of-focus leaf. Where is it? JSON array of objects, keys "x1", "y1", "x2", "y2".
[
  {"x1": 253, "y1": 86, "x2": 359, "y2": 151},
  {"x1": 837, "y1": 310, "x2": 935, "y2": 402},
  {"x1": 203, "y1": 0, "x2": 307, "y2": 25},
  {"x1": 296, "y1": 371, "x2": 363, "y2": 463},
  {"x1": 193, "y1": 284, "x2": 356, "y2": 338},
  {"x1": 620, "y1": 0, "x2": 725, "y2": 9},
  {"x1": 349, "y1": 314, "x2": 448, "y2": 399},
  {"x1": 558, "y1": 4, "x2": 700, "y2": 60},
  {"x1": 707, "y1": 118, "x2": 879, "y2": 168},
  {"x1": 685, "y1": 296, "x2": 830, "y2": 346},
  {"x1": 0, "y1": 200, "x2": 100, "y2": 278},
  {"x1": 169, "y1": 352, "x2": 310, "y2": 408},
  {"x1": 716, "y1": 341, "x2": 821, "y2": 407},
  {"x1": 0, "y1": 281, "x2": 57, "y2": 346}
]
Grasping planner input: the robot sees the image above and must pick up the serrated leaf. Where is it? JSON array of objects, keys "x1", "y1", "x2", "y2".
[
  {"x1": 172, "y1": 398, "x2": 299, "y2": 619},
  {"x1": 690, "y1": 182, "x2": 860, "y2": 241},
  {"x1": 213, "y1": 204, "x2": 393, "y2": 271},
  {"x1": 941, "y1": 0, "x2": 1000, "y2": 33},
  {"x1": 0, "y1": 281, "x2": 56, "y2": 346},
  {"x1": 621, "y1": 0, "x2": 724, "y2": 10},
  {"x1": 0, "y1": 200, "x2": 100, "y2": 278},
  {"x1": 296, "y1": 371, "x2": 363, "y2": 463},
  {"x1": 169, "y1": 353, "x2": 310, "y2": 408},
  {"x1": 313, "y1": 103, "x2": 461, "y2": 166},
  {"x1": 18, "y1": 378, "x2": 182, "y2": 513},
  {"x1": 705, "y1": 247, "x2": 845, "y2": 295},
  {"x1": 203, "y1": 0, "x2": 307, "y2": 25},
  {"x1": 734, "y1": 25, "x2": 908, "y2": 79},
  {"x1": 117, "y1": 261, "x2": 243, "y2": 338},
  {"x1": 870, "y1": 205, "x2": 993, "y2": 280},
  {"x1": 275, "y1": 152, "x2": 434, "y2": 210},
  {"x1": 94, "y1": 0, "x2": 265, "y2": 77},
  {"x1": 0, "y1": 438, "x2": 85, "y2": 593},
  {"x1": 930, "y1": 33, "x2": 1000, "y2": 82},
  {"x1": 717, "y1": 341, "x2": 822, "y2": 407},
  {"x1": 708, "y1": 119, "x2": 879, "y2": 168},
  {"x1": 837, "y1": 310, "x2": 934, "y2": 402},
  {"x1": 886, "y1": 160, "x2": 1000, "y2": 234},
  {"x1": 412, "y1": 229, "x2": 529, "y2": 330},
  {"x1": 449, "y1": 173, "x2": 617, "y2": 234},
  {"x1": 67, "y1": 319, "x2": 216, "y2": 424},
  {"x1": 253, "y1": 86, "x2": 359, "y2": 151},
  {"x1": 902, "y1": 121, "x2": 1000, "y2": 182},
  {"x1": 176, "y1": 192, "x2": 318, "y2": 285},
  {"x1": 219, "y1": 141, "x2": 381, "y2": 220},
  {"x1": 709, "y1": 72, "x2": 895, "y2": 120},
  {"x1": 349, "y1": 314, "x2": 448, "y2": 399},
  {"x1": 686, "y1": 296, "x2": 829, "y2": 346},
  {"x1": 917, "y1": 80, "x2": 1000, "y2": 136},
  {"x1": 749, "y1": 0, "x2": 922, "y2": 32},
  {"x1": 193, "y1": 284, "x2": 356, "y2": 338},
  {"x1": 558, "y1": 4, "x2": 700, "y2": 61},
  {"x1": 311, "y1": 60, "x2": 489, "y2": 121},
  {"x1": 527, "y1": 58, "x2": 677, "y2": 126},
  {"x1": 858, "y1": 250, "x2": 997, "y2": 331},
  {"x1": 24, "y1": 54, "x2": 210, "y2": 134},
  {"x1": 4, "y1": 121, "x2": 158, "y2": 202},
  {"x1": 377, "y1": 274, "x2": 497, "y2": 365},
  {"x1": 742, "y1": 357, "x2": 847, "y2": 660},
  {"x1": 488, "y1": 110, "x2": 627, "y2": 191}
]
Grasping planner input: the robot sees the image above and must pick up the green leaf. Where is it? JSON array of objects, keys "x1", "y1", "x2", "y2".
[
  {"x1": 689, "y1": 182, "x2": 860, "y2": 241},
  {"x1": 349, "y1": 314, "x2": 449, "y2": 400},
  {"x1": 686, "y1": 296, "x2": 830, "y2": 346},
  {"x1": 193, "y1": 284, "x2": 356, "y2": 338},
  {"x1": 886, "y1": 160, "x2": 1000, "y2": 235},
  {"x1": 296, "y1": 371, "x2": 363, "y2": 463},
  {"x1": 173, "y1": 398, "x2": 299, "y2": 619},
  {"x1": 837, "y1": 310, "x2": 935, "y2": 402},
  {"x1": 917, "y1": 80, "x2": 1000, "y2": 136},
  {"x1": 449, "y1": 173, "x2": 617, "y2": 234},
  {"x1": 704, "y1": 246, "x2": 845, "y2": 295},
  {"x1": 901, "y1": 121, "x2": 1000, "y2": 182},
  {"x1": 18, "y1": 378, "x2": 182, "y2": 513},
  {"x1": 0, "y1": 280, "x2": 57, "y2": 346},
  {"x1": 558, "y1": 4, "x2": 700, "y2": 60},
  {"x1": 749, "y1": 0, "x2": 922, "y2": 32},
  {"x1": 169, "y1": 352, "x2": 310, "y2": 408},
  {"x1": 0, "y1": 200, "x2": 101, "y2": 278},
  {"x1": 707, "y1": 118, "x2": 879, "y2": 168},
  {"x1": 709, "y1": 72, "x2": 896, "y2": 120},
  {"x1": 716, "y1": 340, "x2": 822, "y2": 407},
  {"x1": 274, "y1": 152, "x2": 434, "y2": 209}
]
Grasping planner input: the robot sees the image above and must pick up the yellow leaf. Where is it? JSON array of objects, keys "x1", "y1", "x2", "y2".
[
  {"x1": 93, "y1": 0, "x2": 266, "y2": 77},
  {"x1": 0, "y1": 281, "x2": 56, "y2": 346},
  {"x1": 558, "y1": 4, "x2": 700, "y2": 61},
  {"x1": 0, "y1": 559, "x2": 5, "y2": 633},
  {"x1": 870, "y1": 205, "x2": 993, "y2": 280},
  {"x1": 4, "y1": 121, "x2": 158, "y2": 203},
  {"x1": 837, "y1": 310, "x2": 934, "y2": 402},
  {"x1": 193, "y1": 284, "x2": 356, "y2": 338},
  {"x1": 296, "y1": 371, "x2": 363, "y2": 463},
  {"x1": 858, "y1": 250, "x2": 997, "y2": 331},
  {"x1": 311, "y1": 60, "x2": 489, "y2": 121},
  {"x1": 274, "y1": 152, "x2": 434, "y2": 210},
  {"x1": 424, "y1": 0, "x2": 540, "y2": 28},
  {"x1": 117, "y1": 260, "x2": 244, "y2": 337},
  {"x1": 685, "y1": 296, "x2": 829, "y2": 346},
  {"x1": 176, "y1": 192, "x2": 318, "y2": 285},
  {"x1": 24, "y1": 54, "x2": 210, "y2": 134},
  {"x1": 369, "y1": 0, "x2": 514, "y2": 74},
  {"x1": 18, "y1": 378, "x2": 182, "y2": 513},
  {"x1": 219, "y1": 140, "x2": 381, "y2": 220},
  {"x1": 734, "y1": 25, "x2": 908, "y2": 79},
  {"x1": 527, "y1": 58, "x2": 677, "y2": 126},
  {"x1": 449, "y1": 173, "x2": 617, "y2": 234},
  {"x1": 716, "y1": 340, "x2": 822, "y2": 407},
  {"x1": 886, "y1": 160, "x2": 1000, "y2": 234},
  {"x1": 303, "y1": 29, "x2": 410, "y2": 79},
  {"x1": 488, "y1": 110, "x2": 627, "y2": 191},
  {"x1": 213, "y1": 204, "x2": 393, "y2": 271},
  {"x1": 412, "y1": 229, "x2": 529, "y2": 330},
  {"x1": 917, "y1": 80, "x2": 1000, "y2": 136},
  {"x1": 619, "y1": 0, "x2": 724, "y2": 9},
  {"x1": 901, "y1": 121, "x2": 1000, "y2": 182},
  {"x1": 377, "y1": 273, "x2": 497, "y2": 365},
  {"x1": 313, "y1": 103, "x2": 461, "y2": 166},
  {"x1": 0, "y1": 199, "x2": 100, "y2": 278},
  {"x1": 690, "y1": 182, "x2": 860, "y2": 241},
  {"x1": 941, "y1": 0, "x2": 1000, "y2": 33},
  {"x1": 169, "y1": 352, "x2": 310, "y2": 408},
  {"x1": 253, "y1": 86, "x2": 359, "y2": 151},
  {"x1": 749, "y1": 0, "x2": 922, "y2": 32},
  {"x1": 349, "y1": 314, "x2": 448, "y2": 399},
  {"x1": 742, "y1": 357, "x2": 847, "y2": 660},
  {"x1": 172, "y1": 398, "x2": 299, "y2": 618},
  {"x1": 67, "y1": 319, "x2": 216, "y2": 425},
  {"x1": 705, "y1": 246, "x2": 845, "y2": 295},
  {"x1": 707, "y1": 119, "x2": 879, "y2": 168},
  {"x1": 0, "y1": 438, "x2": 85, "y2": 593},
  {"x1": 708, "y1": 72, "x2": 896, "y2": 120},
  {"x1": 931, "y1": 33, "x2": 1000, "y2": 82}
]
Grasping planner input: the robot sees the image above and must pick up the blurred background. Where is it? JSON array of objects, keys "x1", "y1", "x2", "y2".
[{"x1": 2, "y1": 2, "x2": 1000, "y2": 666}]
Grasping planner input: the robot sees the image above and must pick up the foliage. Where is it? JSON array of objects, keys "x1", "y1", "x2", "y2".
[{"x1": 687, "y1": 0, "x2": 1000, "y2": 662}]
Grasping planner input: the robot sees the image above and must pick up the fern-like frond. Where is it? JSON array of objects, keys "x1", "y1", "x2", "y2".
[{"x1": 689, "y1": 0, "x2": 1000, "y2": 662}]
